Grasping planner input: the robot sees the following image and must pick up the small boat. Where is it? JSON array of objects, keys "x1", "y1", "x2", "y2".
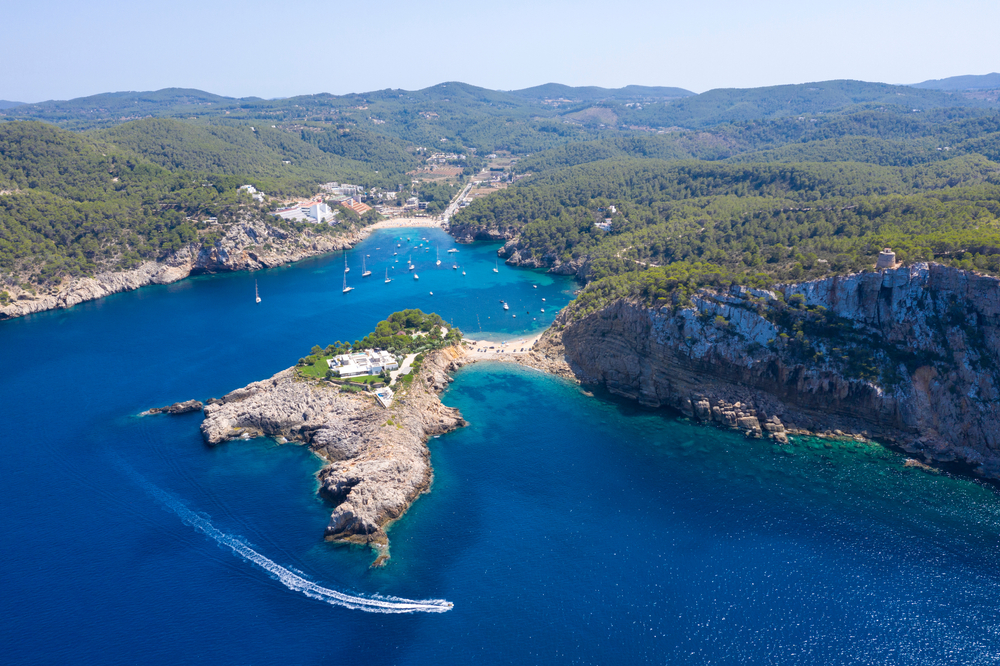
[
  {"x1": 541, "y1": 308, "x2": 545, "y2": 313},
  {"x1": 503, "y1": 302, "x2": 509, "y2": 311},
  {"x1": 413, "y1": 273, "x2": 419, "y2": 280},
  {"x1": 429, "y1": 291, "x2": 433, "y2": 295},
  {"x1": 512, "y1": 314, "x2": 517, "y2": 318},
  {"x1": 436, "y1": 248, "x2": 441, "y2": 266},
  {"x1": 342, "y1": 272, "x2": 353, "y2": 293},
  {"x1": 542, "y1": 298, "x2": 546, "y2": 302},
  {"x1": 344, "y1": 251, "x2": 349, "y2": 273},
  {"x1": 393, "y1": 252, "x2": 398, "y2": 256},
  {"x1": 462, "y1": 270, "x2": 466, "y2": 276},
  {"x1": 447, "y1": 248, "x2": 459, "y2": 253},
  {"x1": 452, "y1": 264, "x2": 458, "y2": 270},
  {"x1": 384, "y1": 268, "x2": 392, "y2": 284},
  {"x1": 255, "y1": 280, "x2": 261, "y2": 304},
  {"x1": 362, "y1": 256, "x2": 371, "y2": 277},
  {"x1": 493, "y1": 259, "x2": 499, "y2": 273}
]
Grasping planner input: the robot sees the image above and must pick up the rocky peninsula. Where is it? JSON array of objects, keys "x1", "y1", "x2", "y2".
[{"x1": 200, "y1": 345, "x2": 470, "y2": 562}]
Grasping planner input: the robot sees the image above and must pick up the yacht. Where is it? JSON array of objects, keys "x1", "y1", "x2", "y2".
[
  {"x1": 502, "y1": 302, "x2": 509, "y2": 310},
  {"x1": 255, "y1": 280, "x2": 261, "y2": 304},
  {"x1": 447, "y1": 248, "x2": 459, "y2": 253},
  {"x1": 493, "y1": 259, "x2": 499, "y2": 273},
  {"x1": 413, "y1": 273, "x2": 419, "y2": 280},
  {"x1": 343, "y1": 251, "x2": 350, "y2": 272},
  {"x1": 342, "y1": 272, "x2": 353, "y2": 293},
  {"x1": 384, "y1": 268, "x2": 392, "y2": 284},
  {"x1": 361, "y1": 256, "x2": 371, "y2": 277}
]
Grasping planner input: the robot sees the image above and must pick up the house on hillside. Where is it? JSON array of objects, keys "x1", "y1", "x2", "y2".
[{"x1": 272, "y1": 200, "x2": 335, "y2": 224}]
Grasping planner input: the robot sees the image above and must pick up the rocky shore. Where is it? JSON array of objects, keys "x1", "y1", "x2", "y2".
[
  {"x1": 0, "y1": 217, "x2": 372, "y2": 321},
  {"x1": 199, "y1": 346, "x2": 471, "y2": 563},
  {"x1": 552, "y1": 263, "x2": 1000, "y2": 479}
]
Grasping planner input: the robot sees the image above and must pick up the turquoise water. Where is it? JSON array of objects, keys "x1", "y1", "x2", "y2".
[{"x1": 3, "y1": 228, "x2": 1000, "y2": 663}]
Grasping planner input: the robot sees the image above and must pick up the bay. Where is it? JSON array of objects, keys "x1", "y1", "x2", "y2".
[{"x1": 2, "y1": 227, "x2": 1000, "y2": 664}]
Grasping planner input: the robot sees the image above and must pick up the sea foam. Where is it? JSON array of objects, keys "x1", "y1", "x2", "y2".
[{"x1": 116, "y1": 458, "x2": 453, "y2": 614}]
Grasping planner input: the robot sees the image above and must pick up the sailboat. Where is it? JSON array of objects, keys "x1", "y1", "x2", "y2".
[
  {"x1": 408, "y1": 254, "x2": 414, "y2": 271},
  {"x1": 344, "y1": 251, "x2": 349, "y2": 273},
  {"x1": 493, "y1": 259, "x2": 499, "y2": 273},
  {"x1": 342, "y1": 272, "x2": 353, "y2": 293},
  {"x1": 255, "y1": 280, "x2": 261, "y2": 303},
  {"x1": 436, "y1": 248, "x2": 441, "y2": 266},
  {"x1": 362, "y1": 255, "x2": 371, "y2": 277},
  {"x1": 462, "y1": 268, "x2": 466, "y2": 276},
  {"x1": 384, "y1": 268, "x2": 392, "y2": 284}
]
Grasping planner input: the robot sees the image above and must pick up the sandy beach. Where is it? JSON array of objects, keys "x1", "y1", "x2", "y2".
[
  {"x1": 463, "y1": 331, "x2": 546, "y2": 359},
  {"x1": 367, "y1": 216, "x2": 446, "y2": 231}
]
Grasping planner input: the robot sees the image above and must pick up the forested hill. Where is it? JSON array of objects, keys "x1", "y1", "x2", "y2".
[
  {"x1": 91, "y1": 119, "x2": 409, "y2": 187},
  {"x1": 450, "y1": 155, "x2": 1000, "y2": 301},
  {"x1": 0, "y1": 122, "x2": 342, "y2": 287}
]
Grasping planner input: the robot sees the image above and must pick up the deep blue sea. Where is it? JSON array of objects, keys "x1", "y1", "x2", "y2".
[{"x1": 3, "y1": 227, "x2": 1000, "y2": 664}]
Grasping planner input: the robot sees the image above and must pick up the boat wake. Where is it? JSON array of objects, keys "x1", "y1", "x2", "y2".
[{"x1": 115, "y1": 458, "x2": 453, "y2": 614}]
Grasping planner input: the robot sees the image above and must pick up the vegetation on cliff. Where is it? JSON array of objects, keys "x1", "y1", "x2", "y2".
[{"x1": 296, "y1": 309, "x2": 464, "y2": 379}]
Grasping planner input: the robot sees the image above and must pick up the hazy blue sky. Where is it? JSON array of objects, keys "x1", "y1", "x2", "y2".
[{"x1": 3, "y1": 0, "x2": 997, "y2": 102}]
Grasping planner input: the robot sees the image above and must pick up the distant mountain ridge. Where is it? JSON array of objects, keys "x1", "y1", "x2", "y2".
[
  {"x1": 0, "y1": 100, "x2": 24, "y2": 110},
  {"x1": 911, "y1": 73, "x2": 1000, "y2": 90},
  {"x1": 509, "y1": 83, "x2": 694, "y2": 101}
]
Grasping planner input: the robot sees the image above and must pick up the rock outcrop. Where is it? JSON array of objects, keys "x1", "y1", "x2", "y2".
[
  {"x1": 146, "y1": 400, "x2": 204, "y2": 415},
  {"x1": 447, "y1": 220, "x2": 518, "y2": 244},
  {"x1": 556, "y1": 263, "x2": 1000, "y2": 477},
  {"x1": 200, "y1": 346, "x2": 471, "y2": 560},
  {"x1": 497, "y1": 237, "x2": 589, "y2": 279},
  {"x1": 0, "y1": 217, "x2": 368, "y2": 320}
]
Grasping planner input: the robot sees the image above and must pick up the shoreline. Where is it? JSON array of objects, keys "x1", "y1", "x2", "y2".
[{"x1": 0, "y1": 217, "x2": 453, "y2": 322}]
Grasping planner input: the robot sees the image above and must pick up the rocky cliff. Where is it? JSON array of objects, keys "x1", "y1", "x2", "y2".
[
  {"x1": 447, "y1": 220, "x2": 518, "y2": 244},
  {"x1": 555, "y1": 263, "x2": 1000, "y2": 477},
  {"x1": 200, "y1": 346, "x2": 470, "y2": 562},
  {"x1": 0, "y1": 217, "x2": 368, "y2": 320}
]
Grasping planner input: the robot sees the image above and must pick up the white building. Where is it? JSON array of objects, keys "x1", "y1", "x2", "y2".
[
  {"x1": 327, "y1": 350, "x2": 399, "y2": 377},
  {"x1": 239, "y1": 184, "x2": 265, "y2": 202},
  {"x1": 272, "y1": 200, "x2": 335, "y2": 224}
]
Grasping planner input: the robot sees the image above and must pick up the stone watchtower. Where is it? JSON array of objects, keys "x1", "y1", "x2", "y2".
[{"x1": 875, "y1": 248, "x2": 896, "y2": 270}]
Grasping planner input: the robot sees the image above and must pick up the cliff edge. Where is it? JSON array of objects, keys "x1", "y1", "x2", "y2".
[{"x1": 556, "y1": 263, "x2": 1000, "y2": 477}]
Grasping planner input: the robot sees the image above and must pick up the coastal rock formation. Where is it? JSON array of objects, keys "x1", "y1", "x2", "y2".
[
  {"x1": 497, "y1": 237, "x2": 589, "y2": 278},
  {"x1": 447, "y1": 220, "x2": 518, "y2": 244},
  {"x1": 0, "y1": 217, "x2": 367, "y2": 320},
  {"x1": 200, "y1": 346, "x2": 470, "y2": 558},
  {"x1": 556, "y1": 263, "x2": 1000, "y2": 477},
  {"x1": 146, "y1": 400, "x2": 204, "y2": 415}
]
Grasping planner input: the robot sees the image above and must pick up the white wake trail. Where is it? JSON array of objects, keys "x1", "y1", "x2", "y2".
[{"x1": 116, "y1": 459, "x2": 453, "y2": 614}]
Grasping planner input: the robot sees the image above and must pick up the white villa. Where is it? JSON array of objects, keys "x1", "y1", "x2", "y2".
[
  {"x1": 272, "y1": 199, "x2": 336, "y2": 224},
  {"x1": 327, "y1": 349, "x2": 399, "y2": 377}
]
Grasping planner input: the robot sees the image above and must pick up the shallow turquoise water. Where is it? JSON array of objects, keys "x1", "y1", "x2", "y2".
[{"x1": 3, "y1": 228, "x2": 1000, "y2": 664}]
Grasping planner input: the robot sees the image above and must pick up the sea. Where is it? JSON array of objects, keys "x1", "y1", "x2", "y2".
[{"x1": 3, "y1": 227, "x2": 1000, "y2": 664}]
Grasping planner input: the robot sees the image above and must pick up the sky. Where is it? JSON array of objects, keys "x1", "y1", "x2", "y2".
[{"x1": 3, "y1": 0, "x2": 998, "y2": 102}]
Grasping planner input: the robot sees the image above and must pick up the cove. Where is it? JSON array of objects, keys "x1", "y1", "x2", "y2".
[{"x1": 2, "y1": 228, "x2": 1000, "y2": 664}]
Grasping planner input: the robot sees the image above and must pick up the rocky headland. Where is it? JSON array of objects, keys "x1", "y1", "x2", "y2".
[
  {"x1": 0, "y1": 217, "x2": 370, "y2": 321},
  {"x1": 549, "y1": 263, "x2": 1000, "y2": 478},
  {"x1": 199, "y1": 345, "x2": 472, "y2": 562}
]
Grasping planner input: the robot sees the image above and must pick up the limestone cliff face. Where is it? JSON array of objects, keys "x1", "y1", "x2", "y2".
[
  {"x1": 447, "y1": 220, "x2": 518, "y2": 244},
  {"x1": 200, "y1": 347, "x2": 470, "y2": 557},
  {"x1": 0, "y1": 217, "x2": 366, "y2": 320},
  {"x1": 498, "y1": 237, "x2": 589, "y2": 278},
  {"x1": 557, "y1": 263, "x2": 1000, "y2": 477}
]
